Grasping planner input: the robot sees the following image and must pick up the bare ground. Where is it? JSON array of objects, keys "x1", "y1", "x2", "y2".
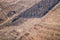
[{"x1": 0, "y1": 0, "x2": 60, "y2": 40}]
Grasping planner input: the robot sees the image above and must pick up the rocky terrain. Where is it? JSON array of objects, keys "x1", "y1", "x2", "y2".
[{"x1": 0, "y1": 0, "x2": 60, "y2": 40}]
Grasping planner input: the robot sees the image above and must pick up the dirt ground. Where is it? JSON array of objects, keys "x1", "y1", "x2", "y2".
[{"x1": 0, "y1": 0, "x2": 60, "y2": 40}]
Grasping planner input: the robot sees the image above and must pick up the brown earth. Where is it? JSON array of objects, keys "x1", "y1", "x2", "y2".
[{"x1": 0, "y1": 0, "x2": 60, "y2": 40}]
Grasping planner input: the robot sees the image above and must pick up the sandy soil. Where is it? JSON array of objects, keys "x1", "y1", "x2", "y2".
[{"x1": 0, "y1": 0, "x2": 60, "y2": 40}]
